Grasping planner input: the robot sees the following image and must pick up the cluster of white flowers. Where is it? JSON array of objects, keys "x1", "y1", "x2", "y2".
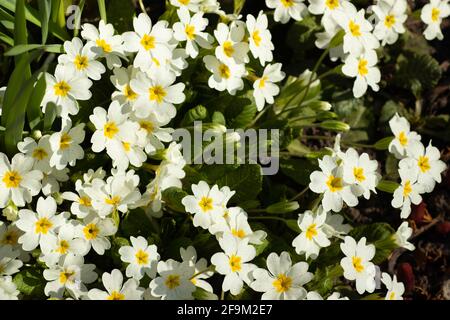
[
  {"x1": 0, "y1": 0, "x2": 448, "y2": 301},
  {"x1": 388, "y1": 114, "x2": 446, "y2": 219}
]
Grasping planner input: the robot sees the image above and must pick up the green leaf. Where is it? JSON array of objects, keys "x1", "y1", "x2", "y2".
[
  {"x1": 43, "y1": 102, "x2": 57, "y2": 131},
  {"x1": 280, "y1": 158, "x2": 317, "y2": 186},
  {"x1": 306, "y1": 264, "x2": 343, "y2": 296},
  {"x1": 225, "y1": 93, "x2": 257, "y2": 129},
  {"x1": 38, "y1": 0, "x2": 51, "y2": 44},
  {"x1": 373, "y1": 136, "x2": 394, "y2": 150},
  {"x1": 13, "y1": 268, "x2": 46, "y2": 298},
  {"x1": 254, "y1": 238, "x2": 269, "y2": 257},
  {"x1": 216, "y1": 164, "x2": 262, "y2": 203},
  {"x1": 0, "y1": 30, "x2": 13, "y2": 45},
  {"x1": 285, "y1": 219, "x2": 300, "y2": 233},
  {"x1": 192, "y1": 287, "x2": 219, "y2": 300},
  {"x1": 97, "y1": 0, "x2": 107, "y2": 23},
  {"x1": 162, "y1": 187, "x2": 188, "y2": 213},
  {"x1": 376, "y1": 180, "x2": 399, "y2": 193},
  {"x1": 266, "y1": 201, "x2": 299, "y2": 214},
  {"x1": 5, "y1": 44, "x2": 63, "y2": 56},
  {"x1": 26, "y1": 72, "x2": 45, "y2": 130},
  {"x1": 121, "y1": 208, "x2": 154, "y2": 237},
  {"x1": 181, "y1": 105, "x2": 208, "y2": 127}
]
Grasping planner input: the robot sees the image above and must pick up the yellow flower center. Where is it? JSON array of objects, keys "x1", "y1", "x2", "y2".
[
  {"x1": 96, "y1": 39, "x2": 112, "y2": 53},
  {"x1": 231, "y1": 228, "x2": 246, "y2": 239},
  {"x1": 124, "y1": 85, "x2": 138, "y2": 101},
  {"x1": 326, "y1": 175, "x2": 343, "y2": 192},
  {"x1": 79, "y1": 196, "x2": 92, "y2": 207},
  {"x1": 349, "y1": 21, "x2": 361, "y2": 37},
  {"x1": 229, "y1": 255, "x2": 242, "y2": 272},
  {"x1": 358, "y1": 59, "x2": 368, "y2": 76},
  {"x1": 198, "y1": 196, "x2": 213, "y2": 212},
  {"x1": 252, "y1": 30, "x2": 262, "y2": 47},
  {"x1": 83, "y1": 223, "x2": 100, "y2": 240},
  {"x1": 135, "y1": 249, "x2": 149, "y2": 265},
  {"x1": 140, "y1": 34, "x2": 155, "y2": 51},
  {"x1": 105, "y1": 195, "x2": 121, "y2": 206},
  {"x1": 218, "y1": 64, "x2": 231, "y2": 79},
  {"x1": 352, "y1": 256, "x2": 364, "y2": 273},
  {"x1": 2, "y1": 171, "x2": 22, "y2": 188},
  {"x1": 258, "y1": 76, "x2": 268, "y2": 88},
  {"x1": 280, "y1": 0, "x2": 294, "y2": 7},
  {"x1": 165, "y1": 274, "x2": 181, "y2": 289},
  {"x1": 35, "y1": 217, "x2": 53, "y2": 234},
  {"x1": 178, "y1": 0, "x2": 190, "y2": 4},
  {"x1": 149, "y1": 85, "x2": 167, "y2": 103},
  {"x1": 272, "y1": 274, "x2": 292, "y2": 293},
  {"x1": 325, "y1": 0, "x2": 339, "y2": 10},
  {"x1": 74, "y1": 54, "x2": 89, "y2": 70},
  {"x1": 398, "y1": 131, "x2": 408, "y2": 146},
  {"x1": 403, "y1": 180, "x2": 412, "y2": 197},
  {"x1": 1, "y1": 231, "x2": 19, "y2": 245},
  {"x1": 59, "y1": 133, "x2": 72, "y2": 150},
  {"x1": 431, "y1": 8, "x2": 440, "y2": 22},
  {"x1": 104, "y1": 122, "x2": 119, "y2": 139},
  {"x1": 306, "y1": 223, "x2": 318, "y2": 240},
  {"x1": 107, "y1": 291, "x2": 125, "y2": 300},
  {"x1": 389, "y1": 292, "x2": 396, "y2": 300},
  {"x1": 32, "y1": 148, "x2": 48, "y2": 160},
  {"x1": 56, "y1": 240, "x2": 70, "y2": 254},
  {"x1": 353, "y1": 167, "x2": 366, "y2": 182},
  {"x1": 59, "y1": 270, "x2": 76, "y2": 284},
  {"x1": 185, "y1": 24, "x2": 196, "y2": 40},
  {"x1": 223, "y1": 41, "x2": 234, "y2": 57},
  {"x1": 384, "y1": 15, "x2": 396, "y2": 28},
  {"x1": 139, "y1": 121, "x2": 154, "y2": 134},
  {"x1": 418, "y1": 156, "x2": 430, "y2": 173},
  {"x1": 122, "y1": 142, "x2": 131, "y2": 152},
  {"x1": 54, "y1": 81, "x2": 71, "y2": 97}
]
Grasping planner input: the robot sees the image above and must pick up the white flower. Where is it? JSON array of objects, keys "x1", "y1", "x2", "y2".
[
  {"x1": 421, "y1": 0, "x2": 450, "y2": 40},
  {"x1": 61, "y1": 181, "x2": 96, "y2": 219},
  {"x1": 400, "y1": 141, "x2": 446, "y2": 193},
  {"x1": 309, "y1": 155, "x2": 358, "y2": 212},
  {"x1": 203, "y1": 55, "x2": 246, "y2": 95},
  {"x1": 119, "y1": 236, "x2": 159, "y2": 280},
  {"x1": 0, "y1": 152, "x2": 43, "y2": 208},
  {"x1": 81, "y1": 20, "x2": 125, "y2": 69},
  {"x1": 75, "y1": 216, "x2": 117, "y2": 255},
  {"x1": 211, "y1": 234, "x2": 256, "y2": 296},
  {"x1": 0, "y1": 222, "x2": 23, "y2": 251},
  {"x1": 388, "y1": 113, "x2": 422, "y2": 159},
  {"x1": 173, "y1": 8, "x2": 212, "y2": 58},
  {"x1": 340, "y1": 236, "x2": 376, "y2": 294},
  {"x1": 341, "y1": 148, "x2": 381, "y2": 199},
  {"x1": 180, "y1": 246, "x2": 213, "y2": 293},
  {"x1": 17, "y1": 136, "x2": 52, "y2": 172},
  {"x1": 110, "y1": 66, "x2": 140, "y2": 106},
  {"x1": 324, "y1": 211, "x2": 352, "y2": 237},
  {"x1": 292, "y1": 209, "x2": 331, "y2": 259},
  {"x1": 149, "y1": 259, "x2": 196, "y2": 300},
  {"x1": 250, "y1": 251, "x2": 312, "y2": 300},
  {"x1": 210, "y1": 207, "x2": 267, "y2": 245},
  {"x1": 122, "y1": 13, "x2": 173, "y2": 71},
  {"x1": 306, "y1": 291, "x2": 349, "y2": 300},
  {"x1": 16, "y1": 196, "x2": 67, "y2": 252},
  {"x1": 335, "y1": 2, "x2": 380, "y2": 56},
  {"x1": 43, "y1": 254, "x2": 97, "y2": 299},
  {"x1": 58, "y1": 37, "x2": 106, "y2": 80},
  {"x1": 253, "y1": 63, "x2": 285, "y2": 111},
  {"x1": 49, "y1": 119, "x2": 85, "y2": 170},
  {"x1": 41, "y1": 65, "x2": 92, "y2": 119},
  {"x1": 130, "y1": 70, "x2": 185, "y2": 121},
  {"x1": 246, "y1": 12, "x2": 274, "y2": 66},
  {"x1": 132, "y1": 112, "x2": 173, "y2": 155},
  {"x1": 266, "y1": 0, "x2": 307, "y2": 24},
  {"x1": 182, "y1": 181, "x2": 225, "y2": 229},
  {"x1": 371, "y1": 0, "x2": 407, "y2": 45},
  {"x1": 0, "y1": 246, "x2": 22, "y2": 276},
  {"x1": 40, "y1": 222, "x2": 89, "y2": 267},
  {"x1": 392, "y1": 167, "x2": 423, "y2": 219},
  {"x1": 381, "y1": 272, "x2": 405, "y2": 300},
  {"x1": 214, "y1": 22, "x2": 249, "y2": 64},
  {"x1": 0, "y1": 276, "x2": 19, "y2": 300},
  {"x1": 394, "y1": 221, "x2": 415, "y2": 251},
  {"x1": 88, "y1": 269, "x2": 144, "y2": 300},
  {"x1": 85, "y1": 171, "x2": 141, "y2": 218},
  {"x1": 170, "y1": 0, "x2": 202, "y2": 12},
  {"x1": 42, "y1": 167, "x2": 69, "y2": 196},
  {"x1": 342, "y1": 49, "x2": 381, "y2": 98}
]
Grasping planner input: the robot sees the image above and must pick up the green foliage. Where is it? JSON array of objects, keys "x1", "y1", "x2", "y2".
[{"x1": 13, "y1": 268, "x2": 46, "y2": 298}]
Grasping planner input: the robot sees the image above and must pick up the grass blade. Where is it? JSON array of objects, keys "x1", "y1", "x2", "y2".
[
  {"x1": 38, "y1": 0, "x2": 51, "y2": 44},
  {"x1": 5, "y1": 43, "x2": 63, "y2": 56}
]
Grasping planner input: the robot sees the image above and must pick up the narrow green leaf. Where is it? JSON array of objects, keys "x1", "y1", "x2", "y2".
[
  {"x1": 27, "y1": 73, "x2": 46, "y2": 130},
  {"x1": 13, "y1": 0, "x2": 31, "y2": 77},
  {"x1": 38, "y1": 0, "x2": 51, "y2": 44},
  {"x1": 0, "y1": 30, "x2": 13, "y2": 45},
  {"x1": 43, "y1": 102, "x2": 57, "y2": 131},
  {"x1": 97, "y1": 0, "x2": 107, "y2": 23},
  {"x1": 373, "y1": 136, "x2": 394, "y2": 150},
  {"x1": 5, "y1": 44, "x2": 63, "y2": 56},
  {"x1": 376, "y1": 180, "x2": 400, "y2": 193}
]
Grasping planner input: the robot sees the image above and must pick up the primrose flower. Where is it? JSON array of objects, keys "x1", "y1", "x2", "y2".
[
  {"x1": 253, "y1": 63, "x2": 285, "y2": 111},
  {"x1": 265, "y1": 0, "x2": 307, "y2": 24},
  {"x1": 381, "y1": 272, "x2": 405, "y2": 300},
  {"x1": 88, "y1": 269, "x2": 144, "y2": 300},
  {"x1": 49, "y1": 119, "x2": 85, "y2": 170},
  {"x1": 214, "y1": 22, "x2": 249, "y2": 65},
  {"x1": 17, "y1": 136, "x2": 52, "y2": 173},
  {"x1": 371, "y1": 0, "x2": 407, "y2": 45},
  {"x1": 203, "y1": 55, "x2": 246, "y2": 95},
  {"x1": 119, "y1": 236, "x2": 160, "y2": 281},
  {"x1": 392, "y1": 167, "x2": 424, "y2": 219},
  {"x1": 388, "y1": 114, "x2": 422, "y2": 159},
  {"x1": 421, "y1": 0, "x2": 450, "y2": 41},
  {"x1": 394, "y1": 221, "x2": 415, "y2": 251},
  {"x1": 75, "y1": 216, "x2": 117, "y2": 255},
  {"x1": 180, "y1": 246, "x2": 214, "y2": 293},
  {"x1": 246, "y1": 11, "x2": 274, "y2": 66}
]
